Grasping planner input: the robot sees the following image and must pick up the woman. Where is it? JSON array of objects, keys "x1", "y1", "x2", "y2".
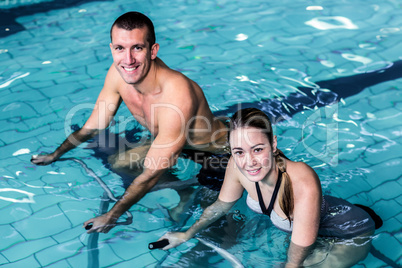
[{"x1": 159, "y1": 108, "x2": 379, "y2": 267}]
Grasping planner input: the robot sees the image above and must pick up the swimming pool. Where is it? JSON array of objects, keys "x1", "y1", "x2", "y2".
[{"x1": 1, "y1": 0, "x2": 401, "y2": 267}]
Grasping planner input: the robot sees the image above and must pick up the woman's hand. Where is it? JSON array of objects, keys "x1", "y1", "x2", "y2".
[{"x1": 158, "y1": 232, "x2": 190, "y2": 250}]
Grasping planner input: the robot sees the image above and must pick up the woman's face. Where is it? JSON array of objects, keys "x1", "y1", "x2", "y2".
[{"x1": 230, "y1": 127, "x2": 277, "y2": 182}]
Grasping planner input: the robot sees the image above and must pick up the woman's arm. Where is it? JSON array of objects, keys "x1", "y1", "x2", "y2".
[
  {"x1": 286, "y1": 241, "x2": 316, "y2": 268},
  {"x1": 159, "y1": 157, "x2": 244, "y2": 250},
  {"x1": 160, "y1": 198, "x2": 237, "y2": 249},
  {"x1": 286, "y1": 162, "x2": 322, "y2": 266}
]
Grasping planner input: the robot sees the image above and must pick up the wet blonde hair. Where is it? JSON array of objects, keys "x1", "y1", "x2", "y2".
[{"x1": 230, "y1": 108, "x2": 294, "y2": 222}]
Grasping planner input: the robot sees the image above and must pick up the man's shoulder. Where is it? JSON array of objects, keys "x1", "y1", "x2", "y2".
[{"x1": 159, "y1": 68, "x2": 195, "y2": 97}]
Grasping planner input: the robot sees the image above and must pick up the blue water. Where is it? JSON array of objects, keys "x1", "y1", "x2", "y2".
[{"x1": 1, "y1": 0, "x2": 401, "y2": 267}]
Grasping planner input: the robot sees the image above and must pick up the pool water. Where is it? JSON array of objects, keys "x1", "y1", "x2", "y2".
[{"x1": 1, "y1": 0, "x2": 401, "y2": 267}]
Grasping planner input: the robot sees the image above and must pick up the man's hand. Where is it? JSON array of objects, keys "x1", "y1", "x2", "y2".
[
  {"x1": 158, "y1": 232, "x2": 190, "y2": 250},
  {"x1": 31, "y1": 154, "x2": 58, "y2": 166},
  {"x1": 83, "y1": 213, "x2": 118, "y2": 234}
]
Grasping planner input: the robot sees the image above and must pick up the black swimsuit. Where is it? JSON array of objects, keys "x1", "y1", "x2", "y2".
[
  {"x1": 255, "y1": 169, "x2": 283, "y2": 217},
  {"x1": 181, "y1": 149, "x2": 230, "y2": 191},
  {"x1": 253, "y1": 169, "x2": 378, "y2": 238}
]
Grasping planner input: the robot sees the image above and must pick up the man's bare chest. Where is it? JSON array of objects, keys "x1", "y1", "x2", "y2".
[{"x1": 120, "y1": 89, "x2": 158, "y2": 134}]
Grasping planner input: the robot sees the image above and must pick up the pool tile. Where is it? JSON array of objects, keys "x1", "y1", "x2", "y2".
[
  {"x1": 0, "y1": 49, "x2": 11, "y2": 62},
  {"x1": 367, "y1": 107, "x2": 402, "y2": 126},
  {"x1": 0, "y1": 125, "x2": 50, "y2": 144},
  {"x1": 48, "y1": 95, "x2": 73, "y2": 113},
  {"x1": 48, "y1": 120, "x2": 68, "y2": 132},
  {"x1": 0, "y1": 169, "x2": 20, "y2": 184},
  {"x1": 61, "y1": 51, "x2": 98, "y2": 70},
  {"x1": 368, "y1": 88, "x2": 400, "y2": 110},
  {"x1": 31, "y1": 135, "x2": 60, "y2": 150},
  {"x1": 364, "y1": 140, "x2": 402, "y2": 165},
  {"x1": 359, "y1": 253, "x2": 388, "y2": 268},
  {"x1": 328, "y1": 176, "x2": 373, "y2": 200},
  {"x1": 346, "y1": 192, "x2": 375, "y2": 207},
  {"x1": 56, "y1": 69, "x2": 91, "y2": 85},
  {"x1": 1, "y1": 237, "x2": 57, "y2": 263},
  {"x1": 372, "y1": 125, "x2": 402, "y2": 143},
  {"x1": 160, "y1": 54, "x2": 188, "y2": 69},
  {"x1": 371, "y1": 199, "x2": 400, "y2": 221},
  {"x1": 29, "y1": 193, "x2": 71, "y2": 212},
  {"x1": 0, "y1": 119, "x2": 29, "y2": 132},
  {"x1": 56, "y1": 245, "x2": 87, "y2": 267},
  {"x1": 381, "y1": 41, "x2": 402, "y2": 63},
  {"x1": 0, "y1": 255, "x2": 41, "y2": 268},
  {"x1": 14, "y1": 55, "x2": 44, "y2": 70},
  {"x1": 372, "y1": 232, "x2": 402, "y2": 264},
  {"x1": 381, "y1": 216, "x2": 402, "y2": 233},
  {"x1": 113, "y1": 257, "x2": 158, "y2": 267},
  {"x1": 40, "y1": 169, "x2": 89, "y2": 188},
  {"x1": 138, "y1": 188, "x2": 180, "y2": 209},
  {"x1": 0, "y1": 224, "x2": 25, "y2": 252},
  {"x1": 0, "y1": 101, "x2": 38, "y2": 121},
  {"x1": 59, "y1": 200, "x2": 96, "y2": 226},
  {"x1": 28, "y1": 99, "x2": 52, "y2": 115},
  {"x1": 12, "y1": 205, "x2": 71, "y2": 240},
  {"x1": 369, "y1": 180, "x2": 402, "y2": 202},
  {"x1": 0, "y1": 254, "x2": 9, "y2": 265},
  {"x1": 0, "y1": 157, "x2": 23, "y2": 172},
  {"x1": 35, "y1": 238, "x2": 85, "y2": 267},
  {"x1": 106, "y1": 231, "x2": 151, "y2": 260},
  {"x1": 129, "y1": 211, "x2": 168, "y2": 232},
  {"x1": 2, "y1": 28, "x2": 30, "y2": 42},
  {"x1": 86, "y1": 61, "x2": 110, "y2": 80},
  {"x1": 43, "y1": 259, "x2": 73, "y2": 268},
  {"x1": 39, "y1": 82, "x2": 83, "y2": 99},
  {"x1": 52, "y1": 225, "x2": 85, "y2": 244},
  {"x1": 0, "y1": 203, "x2": 32, "y2": 225},
  {"x1": 96, "y1": 242, "x2": 126, "y2": 266},
  {"x1": 364, "y1": 157, "x2": 401, "y2": 188},
  {"x1": 76, "y1": 76, "x2": 105, "y2": 91},
  {"x1": 24, "y1": 112, "x2": 60, "y2": 131},
  {"x1": 1, "y1": 88, "x2": 45, "y2": 106},
  {"x1": 23, "y1": 68, "x2": 67, "y2": 86}
]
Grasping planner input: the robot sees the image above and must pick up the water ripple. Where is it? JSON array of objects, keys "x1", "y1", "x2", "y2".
[{"x1": 0, "y1": 72, "x2": 30, "y2": 89}]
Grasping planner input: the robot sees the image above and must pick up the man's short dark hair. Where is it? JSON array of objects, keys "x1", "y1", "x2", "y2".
[{"x1": 110, "y1": 11, "x2": 156, "y2": 46}]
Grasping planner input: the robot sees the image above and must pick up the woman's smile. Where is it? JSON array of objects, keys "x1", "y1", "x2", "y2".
[{"x1": 247, "y1": 167, "x2": 262, "y2": 175}]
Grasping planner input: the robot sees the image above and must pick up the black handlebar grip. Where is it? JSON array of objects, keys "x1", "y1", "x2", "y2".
[
  {"x1": 85, "y1": 223, "x2": 93, "y2": 230},
  {"x1": 148, "y1": 239, "x2": 169, "y2": 250}
]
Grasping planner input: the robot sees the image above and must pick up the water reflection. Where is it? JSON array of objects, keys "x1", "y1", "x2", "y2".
[
  {"x1": 0, "y1": 188, "x2": 35, "y2": 203},
  {"x1": 305, "y1": 16, "x2": 358, "y2": 30}
]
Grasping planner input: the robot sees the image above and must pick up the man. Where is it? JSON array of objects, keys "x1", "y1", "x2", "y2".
[{"x1": 31, "y1": 11, "x2": 229, "y2": 233}]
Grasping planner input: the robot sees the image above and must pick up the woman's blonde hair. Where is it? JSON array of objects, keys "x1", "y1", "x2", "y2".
[{"x1": 230, "y1": 108, "x2": 294, "y2": 222}]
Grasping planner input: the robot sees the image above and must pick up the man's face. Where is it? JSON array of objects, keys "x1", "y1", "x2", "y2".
[{"x1": 110, "y1": 26, "x2": 158, "y2": 85}]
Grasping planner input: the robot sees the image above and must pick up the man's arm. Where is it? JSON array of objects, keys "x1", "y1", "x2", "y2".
[
  {"x1": 31, "y1": 128, "x2": 101, "y2": 165},
  {"x1": 84, "y1": 88, "x2": 195, "y2": 232},
  {"x1": 31, "y1": 65, "x2": 122, "y2": 165}
]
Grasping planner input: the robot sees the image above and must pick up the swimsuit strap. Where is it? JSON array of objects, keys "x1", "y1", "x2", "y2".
[{"x1": 255, "y1": 169, "x2": 283, "y2": 217}]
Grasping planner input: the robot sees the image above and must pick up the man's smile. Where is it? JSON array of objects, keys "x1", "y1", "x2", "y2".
[{"x1": 123, "y1": 66, "x2": 138, "y2": 72}]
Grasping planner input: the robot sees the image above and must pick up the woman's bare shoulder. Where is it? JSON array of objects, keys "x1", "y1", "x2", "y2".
[{"x1": 286, "y1": 160, "x2": 321, "y2": 195}]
